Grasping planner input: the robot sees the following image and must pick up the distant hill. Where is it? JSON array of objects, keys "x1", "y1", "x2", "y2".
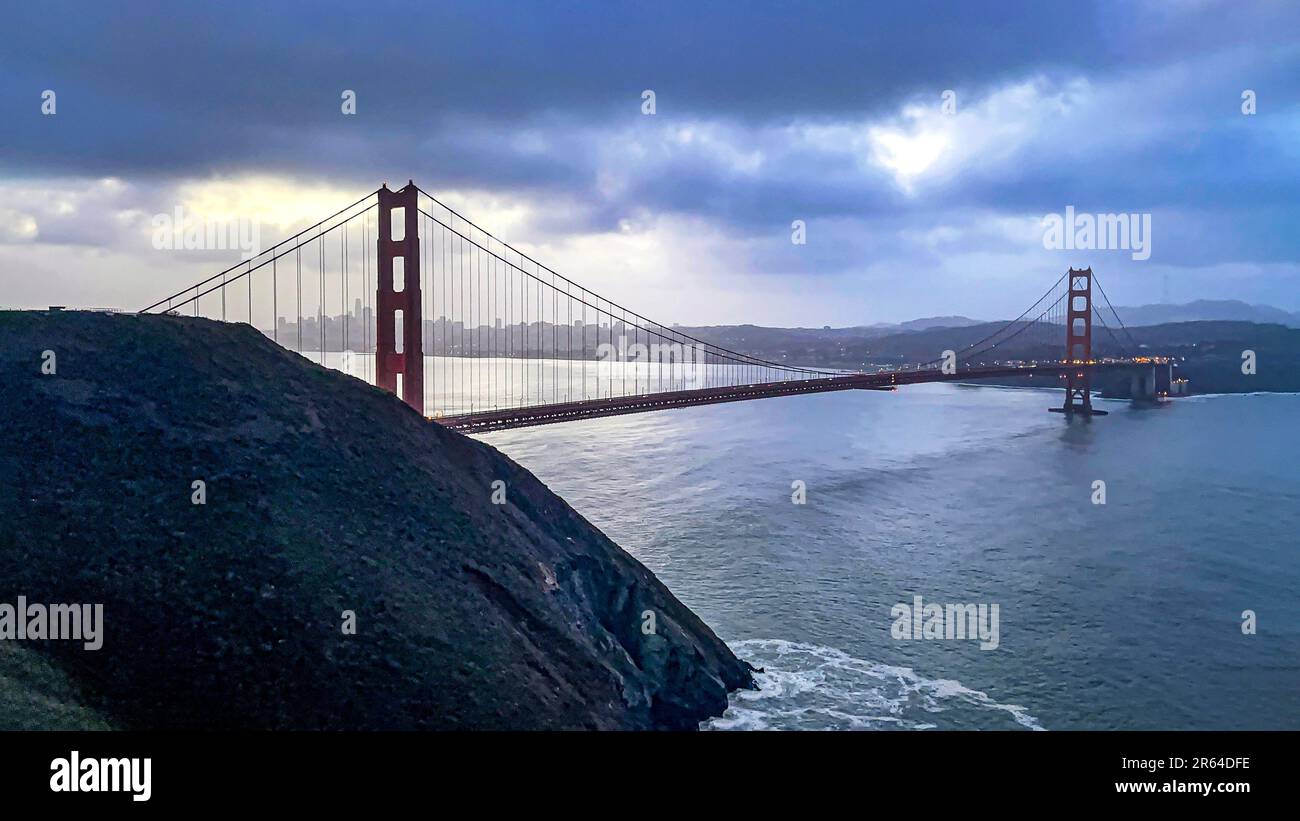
[
  {"x1": 898, "y1": 316, "x2": 985, "y2": 331},
  {"x1": 675, "y1": 301, "x2": 1299, "y2": 370},
  {"x1": 672, "y1": 316, "x2": 1300, "y2": 395},
  {"x1": 673, "y1": 316, "x2": 985, "y2": 351},
  {"x1": 1113, "y1": 300, "x2": 1300, "y2": 328},
  {"x1": 849, "y1": 320, "x2": 1300, "y2": 394}
]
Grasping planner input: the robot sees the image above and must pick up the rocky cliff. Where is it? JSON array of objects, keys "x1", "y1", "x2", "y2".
[{"x1": 0, "y1": 310, "x2": 753, "y2": 730}]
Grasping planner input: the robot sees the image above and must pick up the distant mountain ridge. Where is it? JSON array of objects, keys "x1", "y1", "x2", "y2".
[
  {"x1": 671, "y1": 300, "x2": 1300, "y2": 396},
  {"x1": 672, "y1": 318, "x2": 1300, "y2": 395},
  {"x1": 876, "y1": 300, "x2": 1300, "y2": 331},
  {"x1": 677, "y1": 300, "x2": 1299, "y2": 341},
  {"x1": 898, "y1": 316, "x2": 987, "y2": 331},
  {"x1": 1111, "y1": 300, "x2": 1300, "y2": 328}
]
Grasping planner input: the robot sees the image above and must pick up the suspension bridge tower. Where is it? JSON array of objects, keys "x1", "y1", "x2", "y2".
[
  {"x1": 1053, "y1": 267, "x2": 1107, "y2": 417},
  {"x1": 375, "y1": 182, "x2": 424, "y2": 414}
]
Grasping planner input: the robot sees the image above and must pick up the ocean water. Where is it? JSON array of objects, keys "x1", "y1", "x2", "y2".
[{"x1": 482, "y1": 385, "x2": 1300, "y2": 730}]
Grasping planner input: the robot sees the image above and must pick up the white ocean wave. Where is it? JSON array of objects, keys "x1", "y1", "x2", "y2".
[{"x1": 705, "y1": 639, "x2": 1044, "y2": 731}]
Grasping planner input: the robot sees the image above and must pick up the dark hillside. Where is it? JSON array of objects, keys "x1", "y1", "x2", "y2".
[{"x1": 0, "y1": 310, "x2": 753, "y2": 730}]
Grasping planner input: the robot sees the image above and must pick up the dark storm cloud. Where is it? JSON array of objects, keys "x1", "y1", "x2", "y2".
[
  {"x1": 2, "y1": 0, "x2": 1299, "y2": 315},
  {"x1": 3, "y1": 1, "x2": 1106, "y2": 145},
  {"x1": 0, "y1": 0, "x2": 1228, "y2": 180}
]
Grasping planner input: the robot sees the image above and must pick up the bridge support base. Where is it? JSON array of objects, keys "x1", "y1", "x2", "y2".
[
  {"x1": 1049, "y1": 405, "x2": 1109, "y2": 417},
  {"x1": 1129, "y1": 364, "x2": 1172, "y2": 405}
]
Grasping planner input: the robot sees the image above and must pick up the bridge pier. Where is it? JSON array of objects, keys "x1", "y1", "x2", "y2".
[
  {"x1": 1129, "y1": 362, "x2": 1174, "y2": 404},
  {"x1": 1130, "y1": 367, "x2": 1155, "y2": 401}
]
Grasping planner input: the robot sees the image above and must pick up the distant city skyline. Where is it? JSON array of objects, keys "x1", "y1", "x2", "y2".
[{"x1": 270, "y1": 298, "x2": 661, "y2": 355}]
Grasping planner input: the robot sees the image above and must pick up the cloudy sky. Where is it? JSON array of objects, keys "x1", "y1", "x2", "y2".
[{"x1": 2, "y1": 0, "x2": 1297, "y2": 325}]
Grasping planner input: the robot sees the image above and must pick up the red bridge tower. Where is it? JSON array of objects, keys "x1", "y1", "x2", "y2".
[
  {"x1": 375, "y1": 182, "x2": 424, "y2": 414},
  {"x1": 1053, "y1": 267, "x2": 1107, "y2": 417}
]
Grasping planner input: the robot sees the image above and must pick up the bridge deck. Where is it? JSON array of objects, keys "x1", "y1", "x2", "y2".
[{"x1": 435, "y1": 362, "x2": 1139, "y2": 433}]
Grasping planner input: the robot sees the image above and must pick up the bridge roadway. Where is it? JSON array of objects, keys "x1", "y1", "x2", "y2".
[{"x1": 435, "y1": 361, "x2": 1144, "y2": 433}]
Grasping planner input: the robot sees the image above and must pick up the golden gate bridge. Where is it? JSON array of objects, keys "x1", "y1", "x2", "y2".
[{"x1": 139, "y1": 181, "x2": 1169, "y2": 432}]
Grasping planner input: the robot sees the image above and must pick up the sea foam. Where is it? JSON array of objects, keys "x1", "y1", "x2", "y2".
[{"x1": 704, "y1": 639, "x2": 1044, "y2": 731}]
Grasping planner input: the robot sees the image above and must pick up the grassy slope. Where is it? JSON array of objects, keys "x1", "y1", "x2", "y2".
[{"x1": 0, "y1": 642, "x2": 114, "y2": 730}]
